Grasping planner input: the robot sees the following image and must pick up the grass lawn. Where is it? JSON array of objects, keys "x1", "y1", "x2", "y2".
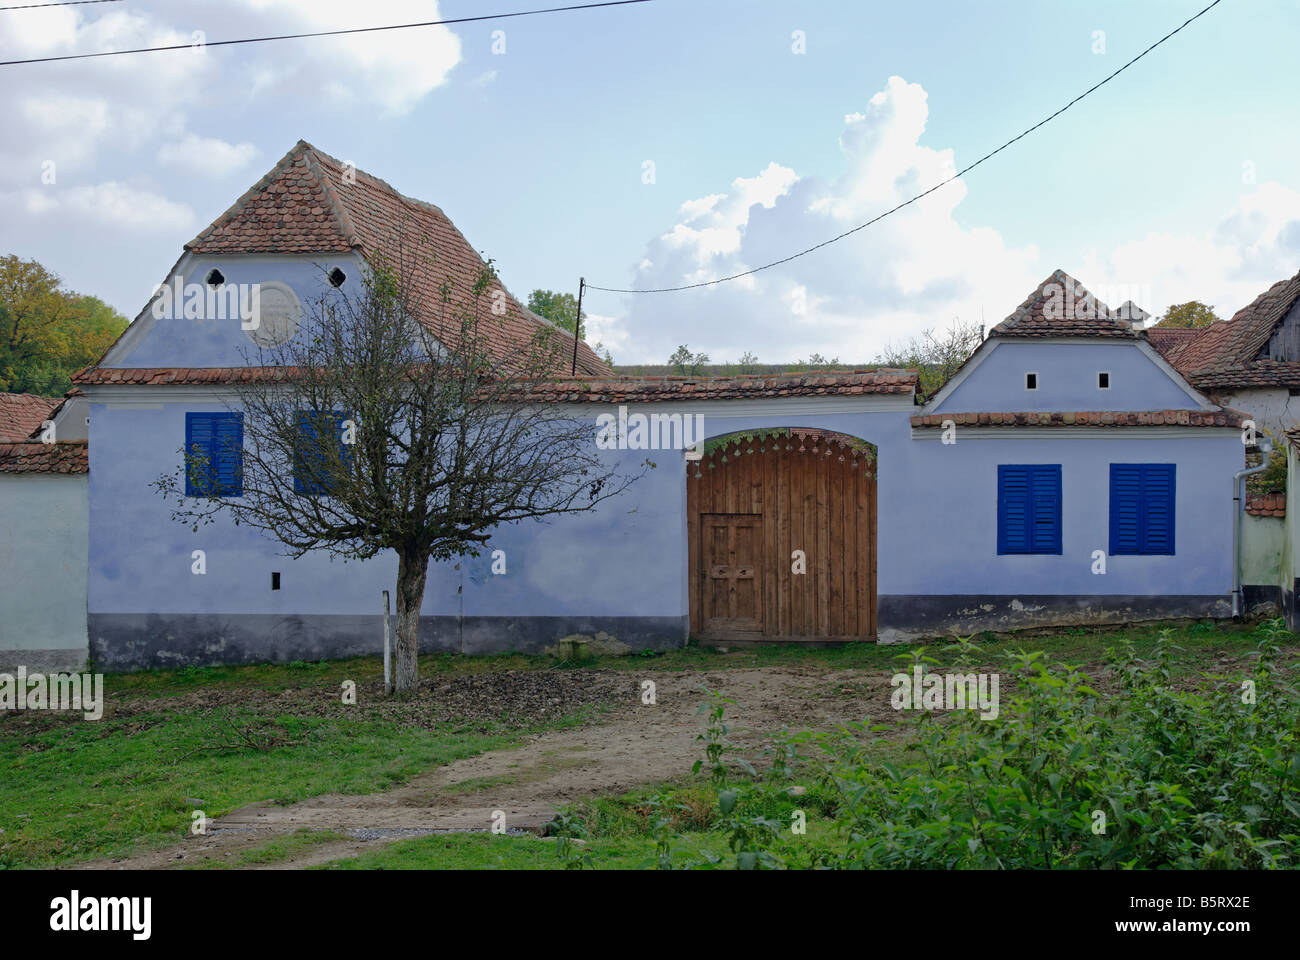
[
  {"x1": 0, "y1": 696, "x2": 596, "y2": 868},
  {"x1": 1, "y1": 617, "x2": 1292, "y2": 869},
  {"x1": 96, "y1": 617, "x2": 1280, "y2": 695}
]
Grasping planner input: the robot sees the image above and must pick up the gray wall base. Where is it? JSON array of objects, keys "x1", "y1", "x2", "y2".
[
  {"x1": 1284, "y1": 580, "x2": 1300, "y2": 632},
  {"x1": 877, "y1": 594, "x2": 1233, "y2": 643},
  {"x1": 88, "y1": 613, "x2": 688, "y2": 671},
  {"x1": 1242, "y1": 584, "x2": 1282, "y2": 617}
]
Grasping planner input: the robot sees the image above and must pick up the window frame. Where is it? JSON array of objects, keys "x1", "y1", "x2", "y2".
[
  {"x1": 185, "y1": 411, "x2": 243, "y2": 498},
  {"x1": 997, "y1": 463, "x2": 1062, "y2": 556},
  {"x1": 293, "y1": 409, "x2": 351, "y2": 496},
  {"x1": 1109, "y1": 463, "x2": 1176, "y2": 556}
]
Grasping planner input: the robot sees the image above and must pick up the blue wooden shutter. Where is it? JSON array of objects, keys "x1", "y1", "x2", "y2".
[
  {"x1": 294, "y1": 412, "x2": 322, "y2": 495},
  {"x1": 295, "y1": 411, "x2": 347, "y2": 495},
  {"x1": 998, "y1": 465, "x2": 1061, "y2": 554},
  {"x1": 1111, "y1": 464, "x2": 1174, "y2": 555},
  {"x1": 185, "y1": 412, "x2": 242, "y2": 496},
  {"x1": 213, "y1": 413, "x2": 243, "y2": 496},
  {"x1": 1029, "y1": 465, "x2": 1062, "y2": 553},
  {"x1": 998, "y1": 466, "x2": 1030, "y2": 554},
  {"x1": 1109, "y1": 464, "x2": 1142, "y2": 554},
  {"x1": 1141, "y1": 465, "x2": 1175, "y2": 554},
  {"x1": 185, "y1": 412, "x2": 214, "y2": 496}
]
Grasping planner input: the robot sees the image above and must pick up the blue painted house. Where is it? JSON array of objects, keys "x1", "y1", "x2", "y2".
[{"x1": 72, "y1": 142, "x2": 1252, "y2": 668}]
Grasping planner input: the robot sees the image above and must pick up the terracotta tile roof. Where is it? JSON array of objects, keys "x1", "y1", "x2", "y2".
[
  {"x1": 0, "y1": 441, "x2": 87, "y2": 474},
  {"x1": 1182, "y1": 360, "x2": 1300, "y2": 389},
  {"x1": 73, "y1": 367, "x2": 294, "y2": 385},
  {"x1": 71, "y1": 366, "x2": 919, "y2": 401},
  {"x1": 1245, "y1": 493, "x2": 1285, "y2": 517},
  {"x1": 513, "y1": 370, "x2": 917, "y2": 403},
  {"x1": 1145, "y1": 326, "x2": 1205, "y2": 358},
  {"x1": 910, "y1": 408, "x2": 1247, "y2": 429},
  {"x1": 0, "y1": 393, "x2": 60, "y2": 441},
  {"x1": 989, "y1": 269, "x2": 1142, "y2": 339},
  {"x1": 178, "y1": 141, "x2": 608, "y2": 376},
  {"x1": 1152, "y1": 269, "x2": 1300, "y2": 389}
]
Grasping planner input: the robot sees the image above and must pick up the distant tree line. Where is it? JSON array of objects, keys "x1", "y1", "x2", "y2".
[{"x1": 0, "y1": 254, "x2": 128, "y2": 397}]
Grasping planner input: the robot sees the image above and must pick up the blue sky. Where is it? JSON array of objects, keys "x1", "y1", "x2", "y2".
[{"x1": 2, "y1": 0, "x2": 1298, "y2": 364}]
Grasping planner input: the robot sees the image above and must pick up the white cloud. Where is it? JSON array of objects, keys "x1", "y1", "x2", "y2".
[
  {"x1": 1080, "y1": 181, "x2": 1300, "y2": 320},
  {"x1": 583, "y1": 312, "x2": 629, "y2": 359},
  {"x1": 229, "y1": 0, "x2": 462, "y2": 115},
  {"x1": 0, "y1": 0, "x2": 462, "y2": 291},
  {"x1": 604, "y1": 75, "x2": 1300, "y2": 365},
  {"x1": 3, "y1": 182, "x2": 194, "y2": 232},
  {"x1": 609, "y1": 76, "x2": 1041, "y2": 364},
  {"x1": 158, "y1": 134, "x2": 259, "y2": 178}
]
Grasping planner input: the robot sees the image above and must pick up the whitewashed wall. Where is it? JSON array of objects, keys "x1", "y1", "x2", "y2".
[{"x1": 0, "y1": 473, "x2": 89, "y2": 671}]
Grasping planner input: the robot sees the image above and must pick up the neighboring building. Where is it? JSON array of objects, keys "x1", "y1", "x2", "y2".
[
  {"x1": 0, "y1": 393, "x2": 58, "y2": 442},
  {"x1": 1280, "y1": 431, "x2": 1300, "y2": 630},
  {"x1": 66, "y1": 144, "x2": 1254, "y2": 668},
  {"x1": 0, "y1": 394, "x2": 89, "y2": 672},
  {"x1": 1147, "y1": 270, "x2": 1300, "y2": 617},
  {"x1": 1150, "y1": 268, "x2": 1300, "y2": 439}
]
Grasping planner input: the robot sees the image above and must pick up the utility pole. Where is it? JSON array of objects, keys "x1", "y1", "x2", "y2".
[{"x1": 570, "y1": 277, "x2": 585, "y2": 376}]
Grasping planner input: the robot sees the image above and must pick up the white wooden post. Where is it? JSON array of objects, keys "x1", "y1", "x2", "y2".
[{"x1": 382, "y1": 589, "x2": 392, "y2": 694}]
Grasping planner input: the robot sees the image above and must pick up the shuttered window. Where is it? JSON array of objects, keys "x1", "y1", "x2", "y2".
[
  {"x1": 1109, "y1": 464, "x2": 1175, "y2": 555},
  {"x1": 294, "y1": 411, "x2": 350, "y2": 495},
  {"x1": 997, "y1": 464, "x2": 1061, "y2": 555},
  {"x1": 185, "y1": 412, "x2": 243, "y2": 497}
]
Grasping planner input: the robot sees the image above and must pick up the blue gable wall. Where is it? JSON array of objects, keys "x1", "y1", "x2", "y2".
[
  {"x1": 933, "y1": 341, "x2": 1202, "y2": 413},
  {"x1": 109, "y1": 256, "x2": 365, "y2": 368}
]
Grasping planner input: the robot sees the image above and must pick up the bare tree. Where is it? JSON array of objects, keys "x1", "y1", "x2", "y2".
[
  {"x1": 154, "y1": 241, "x2": 643, "y2": 694},
  {"x1": 875, "y1": 319, "x2": 983, "y2": 401}
]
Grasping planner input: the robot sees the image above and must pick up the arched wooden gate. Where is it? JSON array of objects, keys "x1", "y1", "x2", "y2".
[{"x1": 686, "y1": 429, "x2": 876, "y2": 641}]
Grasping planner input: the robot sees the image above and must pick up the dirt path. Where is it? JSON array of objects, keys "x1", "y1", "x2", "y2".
[{"x1": 73, "y1": 665, "x2": 899, "y2": 870}]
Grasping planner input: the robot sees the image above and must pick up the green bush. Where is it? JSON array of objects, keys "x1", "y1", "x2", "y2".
[{"x1": 690, "y1": 626, "x2": 1299, "y2": 869}]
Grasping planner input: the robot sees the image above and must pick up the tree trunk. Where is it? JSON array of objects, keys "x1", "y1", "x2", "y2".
[{"x1": 393, "y1": 549, "x2": 429, "y2": 695}]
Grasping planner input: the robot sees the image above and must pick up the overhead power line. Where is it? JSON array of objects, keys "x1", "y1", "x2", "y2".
[
  {"x1": 0, "y1": 0, "x2": 653, "y2": 66},
  {"x1": 0, "y1": 0, "x2": 122, "y2": 10},
  {"x1": 586, "y1": 0, "x2": 1225, "y2": 295}
]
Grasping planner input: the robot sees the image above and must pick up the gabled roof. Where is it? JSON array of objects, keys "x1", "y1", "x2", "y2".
[
  {"x1": 1149, "y1": 268, "x2": 1300, "y2": 389},
  {"x1": 176, "y1": 140, "x2": 608, "y2": 376},
  {"x1": 0, "y1": 393, "x2": 59, "y2": 442},
  {"x1": 71, "y1": 366, "x2": 918, "y2": 401},
  {"x1": 989, "y1": 269, "x2": 1141, "y2": 339}
]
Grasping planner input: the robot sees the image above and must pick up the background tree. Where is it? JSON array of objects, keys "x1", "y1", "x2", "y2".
[
  {"x1": 527, "y1": 287, "x2": 616, "y2": 367},
  {"x1": 668, "y1": 344, "x2": 710, "y2": 376},
  {"x1": 1155, "y1": 300, "x2": 1220, "y2": 328},
  {"x1": 154, "y1": 246, "x2": 643, "y2": 694},
  {"x1": 0, "y1": 255, "x2": 127, "y2": 396},
  {"x1": 874, "y1": 319, "x2": 983, "y2": 401},
  {"x1": 802, "y1": 352, "x2": 841, "y2": 368},
  {"x1": 527, "y1": 288, "x2": 583, "y2": 334}
]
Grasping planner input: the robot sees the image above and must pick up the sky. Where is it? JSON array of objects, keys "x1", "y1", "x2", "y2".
[{"x1": 2, "y1": 0, "x2": 1298, "y2": 366}]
